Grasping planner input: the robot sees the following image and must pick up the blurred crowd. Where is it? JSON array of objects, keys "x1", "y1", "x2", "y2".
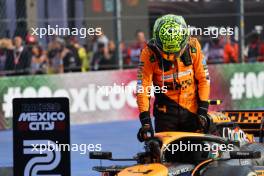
[
  {"x1": 0, "y1": 30, "x2": 264, "y2": 76},
  {"x1": 202, "y1": 32, "x2": 264, "y2": 64},
  {"x1": 0, "y1": 30, "x2": 147, "y2": 76}
]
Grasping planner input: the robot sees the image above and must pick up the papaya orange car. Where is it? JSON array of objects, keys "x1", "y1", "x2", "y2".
[{"x1": 90, "y1": 109, "x2": 264, "y2": 176}]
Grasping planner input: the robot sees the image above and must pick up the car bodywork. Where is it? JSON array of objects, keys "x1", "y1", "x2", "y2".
[{"x1": 90, "y1": 110, "x2": 264, "y2": 176}]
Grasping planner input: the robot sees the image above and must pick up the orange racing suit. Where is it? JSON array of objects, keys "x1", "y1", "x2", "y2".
[{"x1": 136, "y1": 37, "x2": 210, "y2": 132}]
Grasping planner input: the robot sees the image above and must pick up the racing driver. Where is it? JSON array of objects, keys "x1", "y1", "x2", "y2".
[{"x1": 137, "y1": 14, "x2": 210, "y2": 141}]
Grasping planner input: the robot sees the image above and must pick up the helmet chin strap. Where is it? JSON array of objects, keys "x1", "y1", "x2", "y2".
[{"x1": 176, "y1": 44, "x2": 188, "y2": 59}]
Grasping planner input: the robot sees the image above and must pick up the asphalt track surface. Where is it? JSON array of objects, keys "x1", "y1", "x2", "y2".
[{"x1": 0, "y1": 120, "x2": 144, "y2": 176}]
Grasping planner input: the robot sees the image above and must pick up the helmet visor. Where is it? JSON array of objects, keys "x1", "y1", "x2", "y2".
[{"x1": 158, "y1": 44, "x2": 186, "y2": 62}]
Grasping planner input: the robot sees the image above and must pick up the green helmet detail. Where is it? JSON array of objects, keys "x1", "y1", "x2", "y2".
[{"x1": 153, "y1": 14, "x2": 190, "y2": 54}]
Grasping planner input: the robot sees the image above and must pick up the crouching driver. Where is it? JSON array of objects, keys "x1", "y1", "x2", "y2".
[{"x1": 136, "y1": 14, "x2": 210, "y2": 142}]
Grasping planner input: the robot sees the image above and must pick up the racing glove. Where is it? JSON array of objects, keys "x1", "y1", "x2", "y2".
[
  {"x1": 137, "y1": 111, "x2": 154, "y2": 142},
  {"x1": 197, "y1": 101, "x2": 210, "y2": 132}
]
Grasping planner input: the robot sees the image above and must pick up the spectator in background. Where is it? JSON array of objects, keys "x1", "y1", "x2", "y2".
[
  {"x1": 48, "y1": 37, "x2": 79, "y2": 73},
  {"x1": 25, "y1": 34, "x2": 37, "y2": 45},
  {"x1": 206, "y1": 38, "x2": 225, "y2": 64},
  {"x1": 247, "y1": 32, "x2": 262, "y2": 62},
  {"x1": 120, "y1": 41, "x2": 131, "y2": 68},
  {"x1": 91, "y1": 42, "x2": 105, "y2": 71},
  {"x1": 62, "y1": 38, "x2": 80, "y2": 73},
  {"x1": 259, "y1": 40, "x2": 264, "y2": 62},
  {"x1": 92, "y1": 31, "x2": 109, "y2": 56},
  {"x1": 31, "y1": 45, "x2": 48, "y2": 74},
  {"x1": 47, "y1": 38, "x2": 64, "y2": 73},
  {"x1": 68, "y1": 37, "x2": 89, "y2": 72},
  {"x1": 127, "y1": 30, "x2": 146, "y2": 67},
  {"x1": 5, "y1": 36, "x2": 32, "y2": 75},
  {"x1": 98, "y1": 40, "x2": 116, "y2": 70},
  {"x1": 224, "y1": 36, "x2": 238, "y2": 63},
  {"x1": 0, "y1": 39, "x2": 13, "y2": 75}
]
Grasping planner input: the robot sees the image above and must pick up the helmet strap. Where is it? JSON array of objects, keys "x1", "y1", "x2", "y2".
[{"x1": 180, "y1": 44, "x2": 192, "y2": 66}]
